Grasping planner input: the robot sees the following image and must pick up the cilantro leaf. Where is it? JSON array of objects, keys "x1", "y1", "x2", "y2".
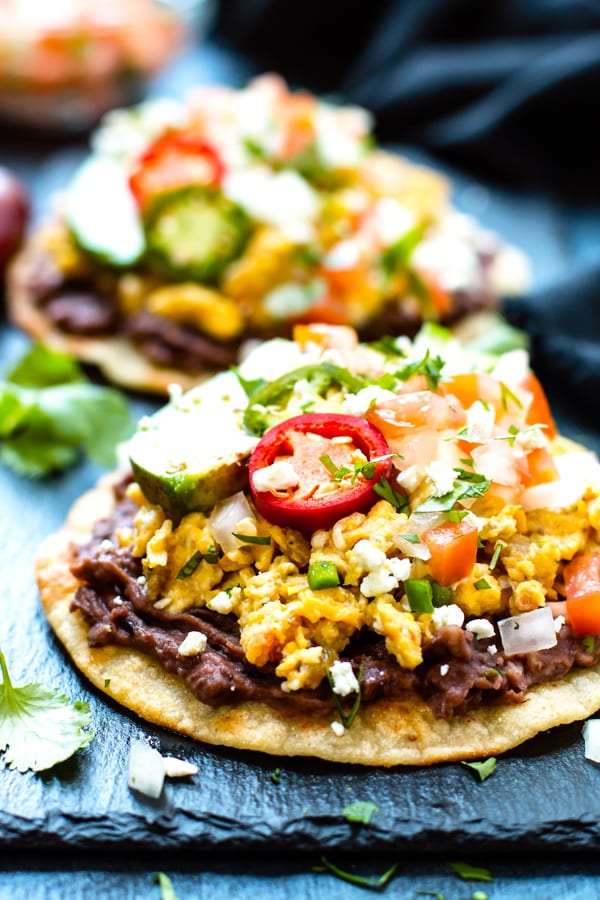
[
  {"x1": 342, "y1": 800, "x2": 379, "y2": 825},
  {"x1": 461, "y1": 757, "x2": 497, "y2": 782},
  {"x1": 374, "y1": 477, "x2": 409, "y2": 512},
  {"x1": 415, "y1": 470, "x2": 490, "y2": 514},
  {"x1": 152, "y1": 872, "x2": 178, "y2": 900},
  {"x1": 0, "y1": 647, "x2": 93, "y2": 772},
  {"x1": 447, "y1": 861, "x2": 494, "y2": 882},
  {"x1": 314, "y1": 856, "x2": 398, "y2": 889},
  {"x1": 0, "y1": 344, "x2": 133, "y2": 476},
  {"x1": 395, "y1": 349, "x2": 446, "y2": 390}
]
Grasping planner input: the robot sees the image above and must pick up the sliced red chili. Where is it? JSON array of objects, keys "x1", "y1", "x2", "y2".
[
  {"x1": 129, "y1": 131, "x2": 225, "y2": 210},
  {"x1": 248, "y1": 413, "x2": 392, "y2": 532}
]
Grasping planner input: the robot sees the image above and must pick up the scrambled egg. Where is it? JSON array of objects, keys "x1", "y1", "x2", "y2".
[{"x1": 125, "y1": 480, "x2": 600, "y2": 693}]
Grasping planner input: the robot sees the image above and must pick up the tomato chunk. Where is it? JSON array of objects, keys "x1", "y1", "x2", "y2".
[
  {"x1": 129, "y1": 132, "x2": 224, "y2": 209},
  {"x1": 249, "y1": 413, "x2": 391, "y2": 532},
  {"x1": 526, "y1": 447, "x2": 559, "y2": 485},
  {"x1": 521, "y1": 372, "x2": 556, "y2": 438},
  {"x1": 564, "y1": 553, "x2": 600, "y2": 636},
  {"x1": 423, "y1": 520, "x2": 479, "y2": 586}
]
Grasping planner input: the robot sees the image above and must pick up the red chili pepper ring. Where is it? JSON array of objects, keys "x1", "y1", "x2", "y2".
[{"x1": 248, "y1": 413, "x2": 392, "y2": 532}]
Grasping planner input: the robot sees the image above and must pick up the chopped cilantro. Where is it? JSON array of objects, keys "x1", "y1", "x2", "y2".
[
  {"x1": 374, "y1": 477, "x2": 409, "y2": 512},
  {"x1": 380, "y1": 225, "x2": 423, "y2": 275},
  {"x1": 459, "y1": 457, "x2": 474, "y2": 468},
  {"x1": 0, "y1": 343, "x2": 133, "y2": 477},
  {"x1": 446, "y1": 509, "x2": 469, "y2": 523},
  {"x1": 461, "y1": 757, "x2": 497, "y2": 782},
  {"x1": 0, "y1": 647, "x2": 93, "y2": 772},
  {"x1": 319, "y1": 453, "x2": 340, "y2": 477},
  {"x1": 243, "y1": 137, "x2": 269, "y2": 160},
  {"x1": 152, "y1": 872, "x2": 178, "y2": 900},
  {"x1": 395, "y1": 349, "x2": 445, "y2": 390},
  {"x1": 369, "y1": 335, "x2": 407, "y2": 357},
  {"x1": 583, "y1": 635, "x2": 596, "y2": 654},
  {"x1": 474, "y1": 578, "x2": 492, "y2": 591},
  {"x1": 415, "y1": 469, "x2": 490, "y2": 514},
  {"x1": 313, "y1": 856, "x2": 398, "y2": 890},
  {"x1": 500, "y1": 380, "x2": 523, "y2": 411},
  {"x1": 234, "y1": 368, "x2": 267, "y2": 399},
  {"x1": 104, "y1": 678, "x2": 111, "y2": 688},
  {"x1": 399, "y1": 533, "x2": 421, "y2": 544},
  {"x1": 176, "y1": 546, "x2": 219, "y2": 579},
  {"x1": 489, "y1": 542, "x2": 503, "y2": 570},
  {"x1": 447, "y1": 861, "x2": 494, "y2": 882},
  {"x1": 405, "y1": 579, "x2": 434, "y2": 614},
  {"x1": 231, "y1": 533, "x2": 272, "y2": 545},
  {"x1": 342, "y1": 800, "x2": 379, "y2": 825},
  {"x1": 359, "y1": 460, "x2": 377, "y2": 480},
  {"x1": 271, "y1": 767, "x2": 282, "y2": 785},
  {"x1": 327, "y1": 663, "x2": 364, "y2": 729}
]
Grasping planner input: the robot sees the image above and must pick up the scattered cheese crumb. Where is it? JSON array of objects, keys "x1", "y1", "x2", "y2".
[
  {"x1": 342, "y1": 386, "x2": 396, "y2": 417},
  {"x1": 466, "y1": 618, "x2": 496, "y2": 640},
  {"x1": 177, "y1": 631, "x2": 208, "y2": 657},
  {"x1": 162, "y1": 757, "x2": 198, "y2": 778},
  {"x1": 554, "y1": 615, "x2": 566, "y2": 634},
  {"x1": 137, "y1": 575, "x2": 147, "y2": 585},
  {"x1": 207, "y1": 589, "x2": 237, "y2": 614},
  {"x1": 113, "y1": 596, "x2": 123, "y2": 607},
  {"x1": 329, "y1": 660, "x2": 359, "y2": 697},
  {"x1": 99, "y1": 539, "x2": 113, "y2": 550},
  {"x1": 331, "y1": 721, "x2": 345, "y2": 737},
  {"x1": 440, "y1": 664, "x2": 449, "y2": 676},
  {"x1": 396, "y1": 464, "x2": 425, "y2": 494},
  {"x1": 488, "y1": 643, "x2": 498, "y2": 655},
  {"x1": 352, "y1": 539, "x2": 386, "y2": 572},
  {"x1": 252, "y1": 460, "x2": 300, "y2": 493},
  {"x1": 425, "y1": 461, "x2": 457, "y2": 498},
  {"x1": 431, "y1": 604, "x2": 465, "y2": 629}
]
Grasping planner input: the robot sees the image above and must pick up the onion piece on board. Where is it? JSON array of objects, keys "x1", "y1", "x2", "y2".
[
  {"x1": 583, "y1": 720, "x2": 600, "y2": 763},
  {"x1": 128, "y1": 739, "x2": 165, "y2": 798}
]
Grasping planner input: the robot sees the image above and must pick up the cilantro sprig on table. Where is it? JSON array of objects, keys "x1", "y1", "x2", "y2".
[
  {"x1": 0, "y1": 343, "x2": 134, "y2": 477},
  {"x1": 0, "y1": 646, "x2": 93, "y2": 772}
]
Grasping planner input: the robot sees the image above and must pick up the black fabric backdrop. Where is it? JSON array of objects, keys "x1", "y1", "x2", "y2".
[{"x1": 213, "y1": 0, "x2": 600, "y2": 431}]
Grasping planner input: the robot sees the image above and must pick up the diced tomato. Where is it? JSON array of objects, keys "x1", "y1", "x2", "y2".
[
  {"x1": 483, "y1": 481, "x2": 520, "y2": 506},
  {"x1": 129, "y1": 132, "x2": 224, "y2": 209},
  {"x1": 564, "y1": 553, "x2": 600, "y2": 636},
  {"x1": 526, "y1": 447, "x2": 559, "y2": 485},
  {"x1": 417, "y1": 269, "x2": 452, "y2": 316},
  {"x1": 423, "y1": 520, "x2": 479, "y2": 586},
  {"x1": 248, "y1": 413, "x2": 391, "y2": 531},
  {"x1": 439, "y1": 373, "x2": 481, "y2": 409},
  {"x1": 367, "y1": 391, "x2": 466, "y2": 441},
  {"x1": 521, "y1": 372, "x2": 557, "y2": 438},
  {"x1": 293, "y1": 323, "x2": 358, "y2": 351}
]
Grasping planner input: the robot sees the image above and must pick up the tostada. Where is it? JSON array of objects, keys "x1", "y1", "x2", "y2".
[
  {"x1": 36, "y1": 322, "x2": 600, "y2": 765},
  {"x1": 9, "y1": 75, "x2": 528, "y2": 393}
]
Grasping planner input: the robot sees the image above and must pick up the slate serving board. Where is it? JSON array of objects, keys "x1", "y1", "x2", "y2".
[
  {"x1": 3, "y1": 42, "x2": 600, "y2": 855},
  {"x1": 3, "y1": 319, "x2": 600, "y2": 856}
]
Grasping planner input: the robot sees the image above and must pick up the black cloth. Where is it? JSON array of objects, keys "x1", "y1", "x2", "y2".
[{"x1": 214, "y1": 0, "x2": 600, "y2": 436}]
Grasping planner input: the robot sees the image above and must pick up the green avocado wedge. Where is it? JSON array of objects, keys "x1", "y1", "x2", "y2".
[{"x1": 128, "y1": 372, "x2": 258, "y2": 516}]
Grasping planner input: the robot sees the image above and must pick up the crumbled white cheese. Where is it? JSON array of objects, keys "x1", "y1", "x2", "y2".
[
  {"x1": 439, "y1": 663, "x2": 449, "y2": 676},
  {"x1": 162, "y1": 757, "x2": 198, "y2": 778},
  {"x1": 252, "y1": 460, "x2": 300, "y2": 493},
  {"x1": 224, "y1": 168, "x2": 320, "y2": 241},
  {"x1": 466, "y1": 618, "x2": 496, "y2": 640},
  {"x1": 554, "y1": 614, "x2": 566, "y2": 634},
  {"x1": 431, "y1": 604, "x2": 465, "y2": 629},
  {"x1": 411, "y1": 233, "x2": 480, "y2": 292},
  {"x1": 328, "y1": 660, "x2": 360, "y2": 697},
  {"x1": 311, "y1": 530, "x2": 329, "y2": 549},
  {"x1": 395, "y1": 465, "x2": 426, "y2": 494},
  {"x1": 465, "y1": 400, "x2": 496, "y2": 442},
  {"x1": 488, "y1": 643, "x2": 498, "y2": 655},
  {"x1": 352, "y1": 539, "x2": 387, "y2": 572},
  {"x1": 207, "y1": 590, "x2": 238, "y2": 614},
  {"x1": 425, "y1": 461, "x2": 457, "y2": 498},
  {"x1": 491, "y1": 349, "x2": 530, "y2": 387},
  {"x1": 177, "y1": 632, "x2": 208, "y2": 657},
  {"x1": 331, "y1": 721, "x2": 346, "y2": 737},
  {"x1": 113, "y1": 596, "x2": 123, "y2": 607},
  {"x1": 372, "y1": 197, "x2": 417, "y2": 245},
  {"x1": 323, "y1": 239, "x2": 361, "y2": 271},
  {"x1": 387, "y1": 556, "x2": 412, "y2": 582},
  {"x1": 342, "y1": 385, "x2": 396, "y2": 417},
  {"x1": 99, "y1": 539, "x2": 113, "y2": 550},
  {"x1": 360, "y1": 568, "x2": 399, "y2": 598},
  {"x1": 515, "y1": 426, "x2": 548, "y2": 451}
]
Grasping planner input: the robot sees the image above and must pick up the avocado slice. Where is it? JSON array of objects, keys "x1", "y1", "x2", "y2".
[{"x1": 128, "y1": 372, "x2": 258, "y2": 515}]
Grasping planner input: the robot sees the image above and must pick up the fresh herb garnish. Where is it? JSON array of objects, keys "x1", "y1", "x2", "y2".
[
  {"x1": 446, "y1": 508, "x2": 469, "y2": 523},
  {"x1": 176, "y1": 546, "x2": 219, "y2": 579},
  {"x1": 399, "y1": 533, "x2": 421, "y2": 544},
  {"x1": 308, "y1": 560, "x2": 340, "y2": 591},
  {"x1": 583, "y1": 635, "x2": 596, "y2": 654},
  {"x1": 152, "y1": 872, "x2": 178, "y2": 900},
  {"x1": 415, "y1": 469, "x2": 490, "y2": 514},
  {"x1": 234, "y1": 368, "x2": 267, "y2": 399},
  {"x1": 499, "y1": 381, "x2": 523, "y2": 411},
  {"x1": 369, "y1": 335, "x2": 407, "y2": 358},
  {"x1": 313, "y1": 856, "x2": 398, "y2": 890},
  {"x1": 0, "y1": 646, "x2": 93, "y2": 772},
  {"x1": 327, "y1": 663, "x2": 364, "y2": 729},
  {"x1": 474, "y1": 578, "x2": 492, "y2": 591},
  {"x1": 231, "y1": 533, "x2": 272, "y2": 546},
  {"x1": 380, "y1": 225, "x2": 423, "y2": 275},
  {"x1": 342, "y1": 800, "x2": 379, "y2": 825},
  {"x1": 104, "y1": 678, "x2": 111, "y2": 688},
  {"x1": 395, "y1": 349, "x2": 445, "y2": 391},
  {"x1": 447, "y1": 861, "x2": 494, "y2": 882},
  {"x1": 271, "y1": 767, "x2": 282, "y2": 785},
  {"x1": 374, "y1": 477, "x2": 409, "y2": 512},
  {"x1": 461, "y1": 757, "x2": 497, "y2": 782},
  {"x1": 489, "y1": 542, "x2": 503, "y2": 570},
  {"x1": 405, "y1": 579, "x2": 434, "y2": 614},
  {"x1": 0, "y1": 343, "x2": 133, "y2": 477}
]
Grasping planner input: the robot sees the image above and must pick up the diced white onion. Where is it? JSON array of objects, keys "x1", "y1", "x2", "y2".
[
  {"x1": 498, "y1": 606, "x2": 557, "y2": 656},
  {"x1": 162, "y1": 757, "x2": 198, "y2": 778},
  {"x1": 471, "y1": 441, "x2": 519, "y2": 487},
  {"x1": 128, "y1": 739, "x2": 165, "y2": 799},
  {"x1": 407, "y1": 511, "x2": 447, "y2": 535},
  {"x1": 583, "y1": 720, "x2": 600, "y2": 763},
  {"x1": 520, "y1": 478, "x2": 587, "y2": 512},
  {"x1": 554, "y1": 452, "x2": 600, "y2": 486},
  {"x1": 393, "y1": 535, "x2": 432, "y2": 561},
  {"x1": 208, "y1": 491, "x2": 256, "y2": 553}
]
